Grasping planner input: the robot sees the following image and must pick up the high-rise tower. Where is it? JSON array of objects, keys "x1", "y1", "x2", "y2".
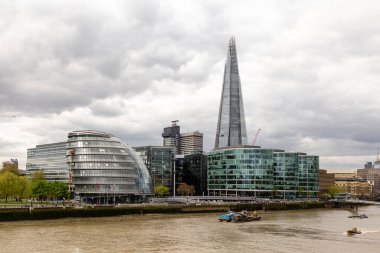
[{"x1": 215, "y1": 37, "x2": 248, "y2": 148}]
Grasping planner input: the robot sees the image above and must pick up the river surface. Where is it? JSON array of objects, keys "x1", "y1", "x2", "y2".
[{"x1": 0, "y1": 205, "x2": 379, "y2": 253}]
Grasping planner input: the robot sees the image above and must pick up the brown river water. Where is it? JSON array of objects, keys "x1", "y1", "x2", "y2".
[{"x1": 0, "y1": 205, "x2": 379, "y2": 253}]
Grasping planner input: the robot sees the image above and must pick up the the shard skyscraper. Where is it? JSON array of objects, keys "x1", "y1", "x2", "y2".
[{"x1": 215, "y1": 37, "x2": 248, "y2": 148}]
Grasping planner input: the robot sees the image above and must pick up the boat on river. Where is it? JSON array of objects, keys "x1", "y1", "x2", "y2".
[
  {"x1": 348, "y1": 206, "x2": 368, "y2": 218},
  {"x1": 233, "y1": 210, "x2": 261, "y2": 223},
  {"x1": 348, "y1": 214, "x2": 368, "y2": 219},
  {"x1": 347, "y1": 227, "x2": 362, "y2": 235},
  {"x1": 219, "y1": 211, "x2": 236, "y2": 222}
]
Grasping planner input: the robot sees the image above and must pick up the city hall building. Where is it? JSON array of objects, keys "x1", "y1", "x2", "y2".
[
  {"x1": 67, "y1": 130, "x2": 153, "y2": 203},
  {"x1": 27, "y1": 130, "x2": 153, "y2": 203}
]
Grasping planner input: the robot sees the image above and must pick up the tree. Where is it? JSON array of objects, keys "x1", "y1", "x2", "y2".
[
  {"x1": 298, "y1": 187, "x2": 305, "y2": 198},
  {"x1": 327, "y1": 185, "x2": 344, "y2": 198},
  {"x1": 0, "y1": 171, "x2": 20, "y2": 202},
  {"x1": 1, "y1": 162, "x2": 20, "y2": 176},
  {"x1": 31, "y1": 170, "x2": 46, "y2": 183},
  {"x1": 17, "y1": 176, "x2": 31, "y2": 202},
  {"x1": 272, "y1": 186, "x2": 279, "y2": 199},
  {"x1": 176, "y1": 183, "x2": 196, "y2": 196},
  {"x1": 32, "y1": 180, "x2": 50, "y2": 202},
  {"x1": 50, "y1": 181, "x2": 68, "y2": 200},
  {"x1": 154, "y1": 185, "x2": 169, "y2": 197},
  {"x1": 31, "y1": 170, "x2": 49, "y2": 202}
]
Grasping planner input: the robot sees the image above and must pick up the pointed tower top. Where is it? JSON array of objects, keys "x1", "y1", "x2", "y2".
[
  {"x1": 229, "y1": 36, "x2": 235, "y2": 47},
  {"x1": 214, "y1": 37, "x2": 247, "y2": 148}
]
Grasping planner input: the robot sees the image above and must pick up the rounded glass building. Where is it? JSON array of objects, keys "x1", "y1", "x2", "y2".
[{"x1": 66, "y1": 130, "x2": 152, "y2": 204}]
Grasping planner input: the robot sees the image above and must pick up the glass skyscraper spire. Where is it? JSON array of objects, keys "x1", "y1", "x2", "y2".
[{"x1": 215, "y1": 37, "x2": 248, "y2": 148}]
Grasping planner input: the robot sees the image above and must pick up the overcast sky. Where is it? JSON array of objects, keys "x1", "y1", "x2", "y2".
[{"x1": 1, "y1": 0, "x2": 380, "y2": 170}]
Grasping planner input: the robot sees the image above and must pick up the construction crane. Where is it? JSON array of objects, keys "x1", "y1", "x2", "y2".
[
  {"x1": 68, "y1": 149, "x2": 75, "y2": 201},
  {"x1": 252, "y1": 128, "x2": 261, "y2": 146}
]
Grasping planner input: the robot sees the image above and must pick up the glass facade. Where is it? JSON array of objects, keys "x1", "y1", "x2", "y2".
[
  {"x1": 67, "y1": 130, "x2": 152, "y2": 203},
  {"x1": 273, "y1": 152, "x2": 299, "y2": 199},
  {"x1": 26, "y1": 142, "x2": 68, "y2": 183},
  {"x1": 215, "y1": 37, "x2": 248, "y2": 148},
  {"x1": 134, "y1": 146, "x2": 173, "y2": 191},
  {"x1": 298, "y1": 155, "x2": 320, "y2": 198},
  {"x1": 183, "y1": 153, "x2": 208, "y2": 195},
  {"x1": 208, "y1": 147, "x2": 319, "y2": 199}
]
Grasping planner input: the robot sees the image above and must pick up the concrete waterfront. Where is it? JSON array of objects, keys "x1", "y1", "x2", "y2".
[{"x1": 0, "y1": 201, "x2": 367, "y2": 221}]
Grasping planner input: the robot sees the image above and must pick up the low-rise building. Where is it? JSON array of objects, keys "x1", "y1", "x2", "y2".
[
  {"x1": 335, "y1": 178, "x2": 372, "y2": 199},
  {"x1": 328, "y1": 170, "x2": 356, "y2": 180},
  {"x1": 357, "y1": 168, "x2": 380, "y2": 197},
  {"x1": 319, "y1": 169, "x2": 335, "y2": 195}
]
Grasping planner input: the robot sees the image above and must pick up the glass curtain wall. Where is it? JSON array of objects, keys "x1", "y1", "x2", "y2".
[
  {"x1": 208, "y1": 147, "x2": 320, "y2": 199},
  {"x1": 208, "y1": 147, "x2": 273, "y2": 197},
  {"x1": 67, "y1": 130, "x2": 152, "y2": 204},
  {"x1": 134, "y1": 146, "x2": 173, "y2": 192},
  {"x1": 298, "y1": 155, "x2": 320, "y2": 198},
  {"x1": 273, "y1": 152, "x2": 299, "y2": 199},
  {"x1": 26, "y1": 142, "x2": 68, "y2": 182}
]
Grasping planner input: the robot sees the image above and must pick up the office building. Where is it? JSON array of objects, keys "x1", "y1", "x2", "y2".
[
  {"x1": 207, "y1": 146, "x2": 319, "y2": 198},
  {"x1": 215, "y1": 37, "x2": 248, "y2": 148},
  {"x1": 209, "y1": 38, "x2": 319, "y2": 199},
  {"x1": 26, "y1": 142, "x2": 68, "y2": 182},
  {"x1": 319, "y1": 169, "x2": 335, "y2": 195},
  {"x1": 183, "y1": 153, "x2": 208, "y2": 196},
  {"x1": 298, "y1": 155, "x2": 320, "y2": 197},
  {"x1": 179, "y1": 131, "x2": 203, "y2": 155},
  {"x1": 335, "y1": 178, "x2": 372, "y2": 199},
  {"x1": 162, "y1": 120, "x2": 181, "y2": 154},
  {"x1": 67, "y1": 130, "x2": 152, "y2": 203},
  {"x1": 357, "y1": 168, "x2": 380, "y2": 197},
  {"x1": 364, "y1": 154, "x2": 380, "y2": 169},
  {"x1": 173, "y1": 155, "x2": 185, "y2": 196},
  {"x1": 273, "y1": 151, "x2": 299, "y2": 199},
  {"x1": 134, "y1": 146, "x2": 173, "y2": 191},
  {"x1": 328, "y1": 170, "x2": 356, "y2": 180}
]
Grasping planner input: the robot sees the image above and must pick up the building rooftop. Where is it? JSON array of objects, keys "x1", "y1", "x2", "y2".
[
  {"x1": 326, "y1": 169, "x2": 356, "y2": 174},
  {"x1": 68, "y1": 130, "x2": 112, "y2": 138}
]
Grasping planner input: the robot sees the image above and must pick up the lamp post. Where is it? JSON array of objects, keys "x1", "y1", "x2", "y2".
[
  {"x1": 173, "y1": 156, "x2": 176, "y2": 197},
  {"x1": 113, "y1": 184, "x2": 116, "y2": 205}
]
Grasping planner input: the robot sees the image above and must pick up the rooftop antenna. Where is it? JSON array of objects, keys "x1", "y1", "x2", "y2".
[{"x1": 171, "y1": 120, "x2": 179, "y2": 126}]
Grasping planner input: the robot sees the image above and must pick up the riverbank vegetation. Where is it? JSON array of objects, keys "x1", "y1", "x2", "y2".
[{"x1": 0, "y1": 163, "x2": 68, "y2": 204}]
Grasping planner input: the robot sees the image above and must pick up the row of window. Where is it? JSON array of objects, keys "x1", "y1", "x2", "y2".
[
  {"x1": 72, "y1": 156, "x2": 134, "y2": 163},
  {"x1": 75, "y1": 185, "x2": 139, "y2": 194},
  {"x1": 73, "y1": 177, "x2": 136, "y2": 184},
  {"x1": 73, "y1": 170, "x2": 138, "y2": 178},
  {"x1": 67, "y1": 141, "x2": 124, "y2": 149}
]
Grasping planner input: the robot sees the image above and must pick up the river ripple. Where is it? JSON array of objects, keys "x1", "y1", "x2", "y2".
[{"x1": 0, "y1": 205, "x2": 379, "y2": 253}]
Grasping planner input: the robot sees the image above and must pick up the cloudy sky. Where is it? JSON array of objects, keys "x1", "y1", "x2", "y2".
[{"x1": 1, "y1": 0, "x2": 380, "y2": 170}]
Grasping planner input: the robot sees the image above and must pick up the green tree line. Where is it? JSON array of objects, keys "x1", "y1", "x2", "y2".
[{"x1": 0, "y1": 162, "x2": 68, "y2": 203}]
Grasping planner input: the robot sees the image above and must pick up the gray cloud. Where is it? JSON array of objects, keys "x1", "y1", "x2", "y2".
[{"x1": 1, "y1": 0, "x2": 380, "y2": 170}]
